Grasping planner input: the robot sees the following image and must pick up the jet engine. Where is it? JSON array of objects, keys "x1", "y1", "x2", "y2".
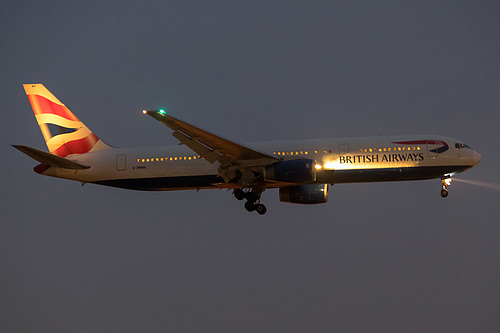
[{"x1": 279, "y1": 184, "x2": 329, "y2": 204}]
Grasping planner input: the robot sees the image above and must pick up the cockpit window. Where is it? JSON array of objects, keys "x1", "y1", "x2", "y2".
[{"x1": 455, "y1": 143, "x2": 472, "y2": 149}]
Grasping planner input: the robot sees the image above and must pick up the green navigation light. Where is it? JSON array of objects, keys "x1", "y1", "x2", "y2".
[{"x1": 159, "y1": 109, "x2": 166, "y2": 114}]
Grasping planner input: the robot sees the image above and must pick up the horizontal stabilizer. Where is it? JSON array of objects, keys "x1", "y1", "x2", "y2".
[{"x1": 12, "y1": 145, "x2": 90, "y2": 169}]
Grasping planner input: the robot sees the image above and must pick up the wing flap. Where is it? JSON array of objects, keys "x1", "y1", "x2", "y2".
[
  {"x1": 172, "y1": 130, "x2": 220, "y2": 163},
  {"x1": 12, "y1": 145, "x2": 90, "y2": 169}
]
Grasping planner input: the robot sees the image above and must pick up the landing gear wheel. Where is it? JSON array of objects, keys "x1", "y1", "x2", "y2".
[
  {"x1": 244, "y1": 192, "x2": 258, "y2": 203},
  {"x1": 256, "y1": 204, "x2": 267, "y2": 215},
  {"x1": 440, "y1": 188, "x2": 449, "y2": 198},
  {"x1": 237, "y1": 188, "x2": 267, "y2": 214},
  {"x1": 234, "y1": 189, "x2": 245, "y2": 200},
  {"x1": 244, "y1": 201, "x2": 257, "y2": 212}
]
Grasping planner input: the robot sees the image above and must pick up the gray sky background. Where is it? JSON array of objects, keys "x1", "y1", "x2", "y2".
[{"x1": 1, "y1": 1, "x2": 500, "y2": 332}]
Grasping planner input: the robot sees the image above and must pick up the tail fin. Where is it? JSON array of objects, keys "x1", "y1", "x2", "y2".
[{"x1": 23, "y1": 83, "x2": 111, "y2": 157}]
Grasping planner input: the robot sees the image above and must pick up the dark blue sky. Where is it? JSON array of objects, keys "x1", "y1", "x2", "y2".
[{"x1": 1, "y1": 1, "x2": 500, "y2": 332}]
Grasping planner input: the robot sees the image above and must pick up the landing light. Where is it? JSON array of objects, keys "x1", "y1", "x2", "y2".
[
  {"x1": 315, "y1": 164, "x2": 322, "y2": 170},
  {"x1": 444, "y1": 178, "x2": 452, "y2": 186}
]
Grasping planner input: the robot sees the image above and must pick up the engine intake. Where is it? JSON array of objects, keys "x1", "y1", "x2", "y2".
[
  {"x1": 264, "y1": 159, "x2": 316, "y2": 183},
  {"x1": 279, "y1": 184, "x2": 329, "y2": 204}
]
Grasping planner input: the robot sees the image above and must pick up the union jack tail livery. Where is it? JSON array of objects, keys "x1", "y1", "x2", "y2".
[{"x1": 23, "y1": 83, "x2": 111, "y2": 157}]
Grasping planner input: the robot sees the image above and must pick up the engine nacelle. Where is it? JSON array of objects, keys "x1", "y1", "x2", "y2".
[
  {"x1": 279, "y1": 184, "x2": 329, "y2": 204},
  {"x1": 264, "y1": 159, "x2": 316, "y2": 183}
]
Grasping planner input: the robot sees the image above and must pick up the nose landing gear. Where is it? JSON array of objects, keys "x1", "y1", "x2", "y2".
[
  {"x1": 233, "y1": 188, "x2": 267, "y2": 215},
  {"x1": 440, "y1": 177, "x2": 452, "y2": 198}
]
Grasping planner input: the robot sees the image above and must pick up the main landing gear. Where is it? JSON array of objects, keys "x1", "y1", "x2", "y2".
[
  {"x1": 440, "y1": 177, "x2": 452, "y2": 198},
  {"x1": 233, "y1": 188, "x2": 267, "y2": 215}
]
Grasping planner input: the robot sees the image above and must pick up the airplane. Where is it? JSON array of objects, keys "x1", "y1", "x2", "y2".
[{"x1": 13, "y1": 83, "x2": 481, "y2": 215}]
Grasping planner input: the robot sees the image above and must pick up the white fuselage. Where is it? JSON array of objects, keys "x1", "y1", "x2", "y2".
[{"x1": 40, "y1": 135, "x2": 481, "y2": 191}]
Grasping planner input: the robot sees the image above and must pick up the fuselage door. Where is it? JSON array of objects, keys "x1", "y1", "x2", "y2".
[{"x1": 116, "y1": 154, "x2": 127, "y2": 171}]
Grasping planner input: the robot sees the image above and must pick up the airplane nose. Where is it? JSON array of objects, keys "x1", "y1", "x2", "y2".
[{"x1": 472, "y1": 151, "x2": 482, "y2": 166}]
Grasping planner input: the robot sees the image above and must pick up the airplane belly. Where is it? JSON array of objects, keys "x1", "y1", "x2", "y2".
[{"x1": 91, "y1": 174, "x2": 224, "y2": 191}]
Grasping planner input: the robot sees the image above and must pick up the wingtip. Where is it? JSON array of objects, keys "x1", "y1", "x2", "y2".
[{"x1": 142, "y1": 109, "x2": 167, "y2": 116}]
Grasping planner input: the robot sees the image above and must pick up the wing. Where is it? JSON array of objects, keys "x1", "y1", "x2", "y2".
[{"x1": 143, "y1": 110, "x2": 279, "y2": 183}]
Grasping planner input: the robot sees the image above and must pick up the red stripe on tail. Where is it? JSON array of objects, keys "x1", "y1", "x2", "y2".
[{"x1": 27, "y1": 94, "x2": 80, "y2": 121}]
